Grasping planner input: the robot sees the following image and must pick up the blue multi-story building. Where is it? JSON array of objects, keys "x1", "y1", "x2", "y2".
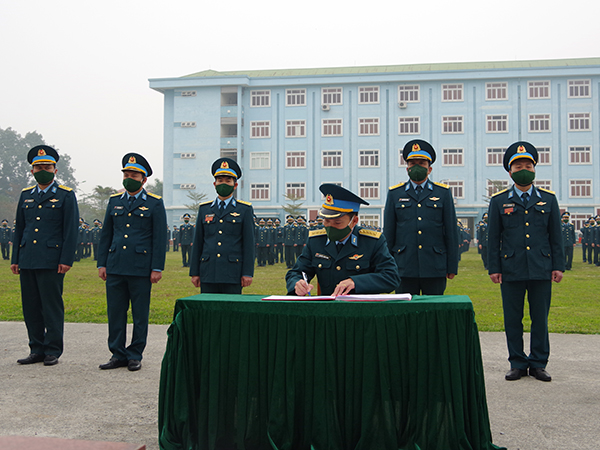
[{"x1": 149, "y1": 57, "x2": 600, "y2": 233}]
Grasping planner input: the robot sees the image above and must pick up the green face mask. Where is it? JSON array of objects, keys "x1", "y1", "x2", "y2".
[
  {"x1": 123, "y1": 178, "x2": 143, "y2": 193},
  {"x1": 511, "y1": 169, "x2": 535, "y2": 186},
  {"x1": 563, "y1": 218, "x2": 569, "y2": 223},
  {"x1": 33, "y1": 170, "x2": 55, "y2": 185},
  {"x1": 325, "y1": 225, "x2": 352, "y2": 242},
  {"x1": 407, "y1": 165, "x2": 428, "y2": 182},
  {"x1": 215, "y1": 183, "x2": 235, "y2": 197}
]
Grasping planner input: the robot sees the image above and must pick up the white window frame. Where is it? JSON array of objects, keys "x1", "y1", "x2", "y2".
[
  {"x1": 358, "y1": 86, "x2": 379, "y2": 104},
  {"x1": 442, "y1": 148, "x2": 464, "y2": 166},
  {"x1": 250, "y1": 90, "x2": 270, "y2": 107},
  {"x1": 398, "y1": 84, "x2": 420, "y2": 103},
  {"x1": 569, "y1": 146, "x2": 592, "y2": 165},
  {"x1": 442, "y1": 116, "x2": 464, "y2": 134},
  {"x1": 286, "y1": 120, "x2": 306, "y2": 138},
  {"x1": 322, "y1": 119, "x2": 343, "y2": 136},
  {"x1": 528, "y1": 80, "x2": 550, "y2": 99},
  {"x1": 250, "y1": 183, "x2": 270, "y2": 201},
  {"x1": 486, "y1": 82, "x2": 507, "y2": 100},
  {"x1": 487, "y1": 180, "x2": 510, "y2": 197},
  {"x1": 322, "y1": 150, "x2": 343, "y2": 168},
  {"x1": 398, "y1": 150, "x2": 407, "y2": 167},
  {"x1": 568, "y1": 80, "x2": 591, "y2": 98},
  {"x1": 442, "y1": 83, "x2": 463, "y2": 102},
  {"x1": 286, "y1": 89, "x2": 306, "y2": 106},
  {"x1": 528, "y1": 114, "x2": 551, "y2": 132},
  {"x1": 358, "y1": 118, "x2": 379, "y2": 136},
  {"x1": 486, "y1": 147, "x2": 505, "y2": 166},
  {"x1": 180, "y1": 153, "x2": 196, "y2": 159},
  {"x1": 486, "y1": 114, "x2": 508, "y2": 133},
  {"x1": 537, "y1": 147, "x2": 551, "y2": 165},
  {"x1": 569, "y1": 179, "x2": 592, "y2": 198},
  {"x1": 250, "y1": 121, "x2": 270, "y2": 138},
  {"x1": 285, "y1": 151, "x2": 306, "y2": 169},
  {"x1": 359, "y1": 181, "x2": 380, "y2": 199},
  {"x1": 535, "y1": 180, "x2": 552, "y2": 191},
  {"x1": 441, "y1": 180, "x2": 464, "y2": 199},
  {"x1": 249, "y1": 151, "x2": 271, "y2": 170},
  {"x1": 398, "y1": 117, "x2": 420, "y2": 135},
  {"x1": 358, "y1": 149, "x2": 380, "y2": 168},
  {"x1": 568, "y1": 113, "x2": 591, "y2": 131},
  {"x1": 359, "y1": 214, "x2": 380, "y2": 228},
  {"x1": 322, "y1": 87, "x2": 342, "y2": 105},
  {"x1": 286, "y1": 182, "x2": 306, "y2": 200}
]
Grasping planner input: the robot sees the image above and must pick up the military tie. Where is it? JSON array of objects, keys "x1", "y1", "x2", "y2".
[
  {"x1": 128, "y1": 195, "x2": 135, "y2": 207},
  {"x1": 522, "y1": 192, "x2": 529, "y2": 205},
  {"x1": 336, "y1": 242, "x2": 344, "y2": 253},
  {"x1": 415, "y1": 185, "x2": 423, "y2": 196},
  {"x1": 219, "y1": 201, "x2": 225, "y2": 210}
]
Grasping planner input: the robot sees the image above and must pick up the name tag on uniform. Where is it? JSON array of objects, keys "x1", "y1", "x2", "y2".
[
  {"x1": 24, "y1": 199, "x2": 34, "y2": 203},
  {"x1": 113, "y1": 205, "x2": 124, "y2": 210},
  {"x1": 205, "y1": 214, "x2": 215, "y2": 223},
  {"x1": 315, "y1": 253, "x2": 331, "y2": 260},
  {"x1": 398, "y1": 198, "x2": 410, "y2": 202}
]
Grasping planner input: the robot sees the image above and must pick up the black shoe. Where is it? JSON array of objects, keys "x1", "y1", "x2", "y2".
[
  {"x1": 17, "y1": 353, "x2": 45, "y2": 365},
  {"x1": 99, "y1": 357, "x2": 128, "y2": 370},
  {"x1": 43, "y1": 355, "x2": 59, "y2": 366},
  {"x1": 128, "y1": 360, "x2": 142, "y2": 371},
  {"x1": 529, "y1": 367, "x2": 552, "y2": 382},
  {"x1": 505, "y1": 368, "x2": 528, "y2": 380}
]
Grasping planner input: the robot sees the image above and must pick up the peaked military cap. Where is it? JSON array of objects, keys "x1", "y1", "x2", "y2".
[
  {"x1": 212, "y1": 157, "x2": 242, "y2": 179},
  {"x1": 319, "y1": 183, "x2": 369, "y2": 219},
  {"x1": 562, "y1": 211, "x2": 571, "y2": 217},
  {"x1": 503, "y1": 141, "x2": 538, "y2": 172},
  {"x1": 28, "y1": 145, "x2": 59, "y2": 165},
  {"x1": 402, "y1": 139, "x2": 436, "y2": 164},
  {"x1": 122, "y1": 153, "x2": 152, "y2": 177},
  {"x1": 182, "y1": 213, "x2": 191, "y2": 219}
]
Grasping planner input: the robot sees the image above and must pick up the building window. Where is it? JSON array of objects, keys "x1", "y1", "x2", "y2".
[
  {"x1": 180, "y1": 153, "x2": 196, "y2": 159},
  {"x1": 286, "y1": 89, "x2": 306, "y2": 106},
  {"x1": 322, "y1": 150, "x2": 342, "y2": 168},
  {"x1": 569, "y1": 113, "x2": 591, "y2": 131},
  {"x1": 220, "y1": 149, "x2": 237, "y2": 161},
  {"x1": 529, "y1": 114, "x2": 551, "y2": 132},
  {"x1": 486, "y1": 82, "x2": 508, "y2": 100},
  {"x1": 487, "y1": 180, "x2": 510, "y2": 197},
  {"x1": 569, "y1": 146, "x2": 592, "y2": 164},
  {"x1": 570, "y1": 213, "x2": 589, "y2": 231},
  {"x1": 359, "y1": 181, "x2": 379, "y2": 199},
  {"x1": 486, "y1": 147, "x2": 505, "y2": 166},
  {"x1": 398, "y1": 85, "x2": 420, "y2": 102},
  {"x1": 359, "y1": 86, "x2": 379, "y2": 104},
  {"x1": 570, "y1": 180, "x2": 592, "y2": 198},
  {"x1": 322, "y1": 119, "x2": 343, "y2": 136},
  {"x1": 286, "y1": 151, "x2": 306, "y2": 169},
  {"x1": 398, "y1": 150, "x2": 407, "y2": 167},
  {"x1": 286, "y1": 182, "x2": 306, "y2": 200},
  {"x1": 536, "y1": 180, "x2": 552, "y2": 191},
  {"x1": 537, "y1": 147, "x2": 551, "y2": 165},
  {"x1": 250, "y1": 121, "x2": 270, "y2": 138},
  {"x1": 442, "y1": 116, "x2": 464, "y2": 134},
  {"x1": 180, "y1": 183, "x2": 196, "y2": 190},
  {"x1": 358, "y1": 118, "x2": 379, "y2": 135},
  {"x1": 442, "y1": 83, "x2": 463, "y2": 102},
  {"x1": 250, "y1": 152, "x2": 271, "y2": 169},
  {"x1": 442, "y1": 148, "x2": 464, "y2": 166},
  {"x1": 568, "y1": 80, "x2": 591, "y2": 98},
  {"x1": 250, "y1": 183, "x2": 270, "y2": 200},
  {"x1": 442, "y1": 180, "x2": 464, "y2": 199},
  {"x1": 322, "y1": 87, "x2": 342, "y2": 105},
  {"x1": 359, "y1": 149, "x2": 380, "y2": 167},
  {"x1": 250, "y1": 90, "x2": 270, "y2": 107},
  {"x1": 398, "y1": 117, "x2": 420, "y2": 135},
  {"x1": 528, "y1": 80, "x2": 550, "y2": 99},
  {"x1": 486, "y1": 114, "x2": 508, "y2": 133},
  {"x1": 286, "y1": 120, "x2": 306, "y2": 137},
  {"x1": 360, "y1": 214, "x2": 380, "y2": 228}
]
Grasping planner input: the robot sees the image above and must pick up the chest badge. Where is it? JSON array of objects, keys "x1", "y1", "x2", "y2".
[
  {"x1": 536, "y1": 202, "x2": 546, "y2": 206},
  {"x1": 429, "y1": 197, "x2": 440, "y2": 201},
  {"x1": 139, "y1": 206, "x2": 149, "y2": 211},
  {"x1": 205, "y1": 214, "x2": 215, "y2": 223},
  {"x1": 49, "y1": 198, "x2": 59, "y2": 203},
  {"x1": 504, "y1": 207, "x2": 514, "y2": 214},
  {"x1": 315, "y1": 252, "x2": 331, "y2": 260},
  {"x1": 230, "y1": 212, "x2": 240, "y2": 217},
  {"x1": 349, "y1": 254, "x2": 363, "y2": 260}
]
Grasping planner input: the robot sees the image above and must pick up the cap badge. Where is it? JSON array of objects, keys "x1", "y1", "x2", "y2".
[
  {"x1": 412, "y1": 143, "x2": 421, "y2": 152},
  {"x1": 129, "y1": 156, "x2": 136, "y2": 164},
  {"x1": 38, "y1": 149, "x2": 46, "y2": 156},
  {"x1": 221, "y1": 161, "x2": 229, "y2": 169},
  {"x1": 325, "y1": 194, "x2": 334, "y2": 205},
  {"x1": 517, "y1": 145, "x2": 526, "y2": 154}
]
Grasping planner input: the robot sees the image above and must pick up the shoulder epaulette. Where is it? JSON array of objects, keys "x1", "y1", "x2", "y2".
[
  {"x1": 537, "y1": 187, "x2": 556, "y2": 195},
  {"x1": 433, "y1": 182, "x2": 449, "y2": 189},
  {"x1": 58, "y1": 185, "x2": 73, "y2": 191},
  {"x1": 359, "y1": 228, "x2": 382, "y2": 239},
  {"x1": 237, "y1": 199, "x2": 252, "y2": 206},
  {"x1": 491, "y1": 188, "x2": 508, "y2": 197},
  {"x1": 309, "y1": 229, "x2": 327, "y2": 238},
  {"x1": 199, "y1": 200, "x2": 212, "y2": 206},
  {"x1": 147, "y1": 192, "x2": 162, "y2": 199},
  {"x1": 389, "y1": 182, "x2": 406, "y2": 191},
  {"x1": 110, "y1": 192, "x2": 122, "y2": 197},
  {"x1": 22, "y1": 185, "x2": 36, "y2": 191}
]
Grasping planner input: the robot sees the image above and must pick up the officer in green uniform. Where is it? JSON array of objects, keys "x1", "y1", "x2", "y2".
[
  {"x1": 189, "y1": 157, "x2": 254, "y2": 294},
  {"x1": 587, "y1": 217, "x2": 596, "y2": 264},
  {"x1": 561, "y1": 212, "x2": 576, "y2": 270},
  {"x1": 172, "y1": 225, "x2": 179, "y2": 252},
  {"x1": 11, "y1": 145, "x2": 79, "y2": 366},
  {"x1": 286, "y1": 184, "x2": 399, "y2": 296},
  {"x1": 97, "y1": 153, "x2": 167, "y2": 371},
  {"x1": 593, "y1": 215, "x2": 600, "y2": 266},
  {"x1": 274, "y1": 218, "x2": 284, "y2": 263},
  {"x1": 283, "y1": 215, "x2": 296, "y2": 268},
  {"x1": 294, "y1": 216, "x2": 308, "y2": 259},
  {"x1": 487, "y1": 142, "x2": 564, "y2": 382},
  {"x1": 383, "y1": 139, "x2": 459, "y2": 295},
  {"x1": 580, "y1": 220, "x2": 589, "y2": 263},
  {"x1": 91, "y1": 219, "x2": 102, "y2": 261},
  {"x1": 0, "y1": 219, "x2": 11, "y2": 260},
  {"x1": 179, "y1": 213, "x2": 194, "y2": 267},
  {"x1": 477, "y1": 213, "x2": 489, "y2": 270},
  {"x1": 256, "y1": 218, "x2": 269, "y2": 266}
]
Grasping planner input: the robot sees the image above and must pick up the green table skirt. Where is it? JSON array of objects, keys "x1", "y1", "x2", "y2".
[{"x1": 159, "y1": 295, "x2": 504, "y2": 450}]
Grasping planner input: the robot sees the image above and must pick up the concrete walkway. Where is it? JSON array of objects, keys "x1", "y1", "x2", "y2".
[{"x1": 0, "y1": 322, "x2": 598, "y2": 450}]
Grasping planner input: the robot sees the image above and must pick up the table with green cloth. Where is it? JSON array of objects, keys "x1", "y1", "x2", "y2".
[{"x1": 158, "y1": 294, "x2": 504, "y2": 450}]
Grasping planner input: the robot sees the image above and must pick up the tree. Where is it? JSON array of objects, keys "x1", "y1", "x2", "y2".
[
  {"x1": 482, "y1": 179, "x2": 506, "y2": 205},
  {"x1": 282, "y1": 193, "x2": 304, "y2": 217},
  {"x1": 145, "y1": 178, "x2": 163, "y2": 196},
  {"x1": 184, "y1": 190, "x2": 207, "y2": 216}
]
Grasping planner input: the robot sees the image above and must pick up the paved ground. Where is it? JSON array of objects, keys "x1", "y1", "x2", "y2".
[{"x1": 0, "y1": 321, "x2": 599, "y2": 450}]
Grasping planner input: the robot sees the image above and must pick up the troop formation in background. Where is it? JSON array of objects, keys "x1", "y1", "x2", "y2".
[
  {"x1": 580, "y1": 215, "x2": 600, "y2": 267},
  {"x1": 74, "y1": 218, "x2": 103, "y2": 261}
]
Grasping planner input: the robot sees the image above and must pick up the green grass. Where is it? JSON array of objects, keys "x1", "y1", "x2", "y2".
[{"x1": 1, "y1": 247, "x2": 598, "y2": 334}]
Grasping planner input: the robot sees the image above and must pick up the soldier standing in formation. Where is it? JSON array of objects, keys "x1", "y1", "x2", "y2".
[
  {"x1": 172, "y1": 225, "x2": 179, "y2": 252},
  {"x1": 274, "y1": 218, "x2": 284, "y2": 263},
  {"x1": 166, "y1": 226, "x2": 171, "y2": 252},
  {"x1": 561, "y1": 212, "x2": 576, "y2": 270},
  {"x1": 1, "y1": 219, "x2": 11, "y2": 260},
  {"x1": 283, "y1": 215, "x2": 296, "y2": 268},
  {"x1": 580, "y1": 220, "x2": 589, "y2": 263},
  {"x1": 91, "y1": 219, "x2": 102, "y2": 261},
  {"x1": 255, "y1": 218, "x2": 269, "y2": 267},
  {"x1": 294, "y1": 216, "x2": 308, "y2": 260},
  {"x1": 178, "y1": 213, "x2": 194, "y2": 267},
  {"x1": 476, "y1": 213, "x2": 489, "y2": 270}
]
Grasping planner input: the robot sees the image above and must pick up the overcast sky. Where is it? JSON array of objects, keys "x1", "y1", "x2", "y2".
[{"x1": 1, "y1": 0, "x2": 599, "y2": 195}]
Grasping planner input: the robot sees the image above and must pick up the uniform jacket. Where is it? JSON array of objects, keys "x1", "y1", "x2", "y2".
[
  {"x1": 178, "y1": 223, "x2": 194, "y2": 245},
  {"x1": 383, "y1": 180, "x2": 459, "y2": 278},
  {"x1": 561, "y1": 222, "x2": 576, "y2": 246},
  {"x1": 97, "y1": 189, "x2": 167, "y2": 277},
  {"x1": 477, "y1": 222, "x2": 489, "y2": 247},
  {"x1": 189, "y1": 197, "x2": 255, "y2": 283},
  {"x1": 11, "y1": 182, "x2": 79, "y2": 269},
  {"x1": 0, "y1": 226, "x2": 11, "y2": 244},
  {"x1": 285, "y1": 226, "x2": 399, "y2": 296},
  {"x1": 487, "y1": 185, "x2": 565, "y2": 281}
]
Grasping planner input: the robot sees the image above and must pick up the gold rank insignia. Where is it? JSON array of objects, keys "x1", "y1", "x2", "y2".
[
  {"x1": 50, "y1": 198, "x2": 59, "y2": 202},
  {"x1": 38, "y1": 148, "x2": 46, "y2": 156},
  {"x1": 349, "y1": 254, "x2": 363, "y2": 260},
  {"x1": 221, "y1": 161, "x2": 229, "y2": 169},
  {"x1": 139, "y1": 206, "x2": 149, "y2": 211},
  {"x1": 325, "y1": 194, "x2": 334, "y2": 205},
  {"x1": 412, "y1": 143, "x2": 421, "y2": 152},
  {"x1": 230, "y1": 212, "x2": 240, "y2": 217},
  {"x1": 129, "y1": 156, "x2": 136, "y2": 164},
  {"x1": 517, "y1": 145, "x2": 526, "y2": 153},
  {"x1": 429, "y1": 197, "x2": 440, "y2": 201}
]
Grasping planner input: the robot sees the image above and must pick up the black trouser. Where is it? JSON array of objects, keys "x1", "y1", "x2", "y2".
[
  {"x1": 181, "y1": 244, "x2": 191, "y2": 267},
  {"x1": 397, "y1": 277, "x2": 447, "y2": 296},
  {"x1": 594, "y1": 246, "x2": 600, "y2": 266},
  {"x1": 583, "y1": 244, "x2": 587, "y2": 262},
  {"x1": 481, "y1": 246, "x2": 488, "y2": 270},
  {"x1": 564, "y1": 245, "x2": 573, "y2": 270},
  {"x1": 257, "y1": 246, "x2": 268, "y2": 266},
  {"x1": 1, "y1": 242, "x2": 9, "y2": 259},
  {"x1": 285, "y1": 246, "x2": 295, "y2": 268},
  {"x1": 587, "y1": 245, "x2": 593, "y2": 263},
  {"x1": 174, "y1": 243, "x2": 179, "y2": 252},
  {"x1": 93, "y1": 243, "x2": 99, "y2": 260}
]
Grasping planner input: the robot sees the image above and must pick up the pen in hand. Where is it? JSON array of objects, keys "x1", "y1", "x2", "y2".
[{"x1": 302, "y1": 272, "x2": 312, "y2": 296}]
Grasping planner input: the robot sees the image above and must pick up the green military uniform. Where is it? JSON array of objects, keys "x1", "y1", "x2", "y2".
[
  {"x1": 12, "y1": 145, "x2": 79, "y2": 365},
  {"x1": 91, "y1": 220, "x2": 102, "y2": 261},
  {"x1": 0, "y1": 219, "x2": 11, "y2": 260},
  {"x1": 561, "y1": 212, "x2": 576, "y2": 270},
  {"x1": 283, "y1": 216, "x2": 296, "y2": 268},
  {"x1": 179, "y1": 214, "x2": 194, "y2": 267},
  {"x1": 172, "y1": 226, "x2": 179, "y2": 252},
  {"x1": 580, "y1": 221, "x2": 589, "y2": 263}
]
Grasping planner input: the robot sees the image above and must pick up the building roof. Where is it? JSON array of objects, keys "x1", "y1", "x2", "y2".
[{"x1": 183, "y1": 57, "x2": 600, "y2": 79}]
